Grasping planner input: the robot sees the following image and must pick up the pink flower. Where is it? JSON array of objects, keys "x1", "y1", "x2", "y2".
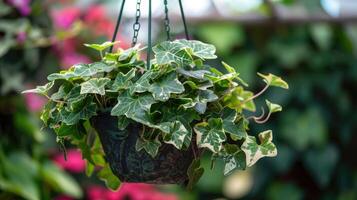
[
  {"x1": 51, "y1": 7, "x2": 81, "y2": 29},
  {"x1": 86, "y1": 184, "x2": 178, "y2": 200},
  {"x1": 7, "y1": 0, "x2": 31, "y2": 16},
  {"x1": 53, "y1": 149, "x2": 85, "y2": 173},
  {"x1": 24, "y1": 93, "x2": 47, "y2": 112},
  {"x1": 17, "y1": 32, "x2": 27, "y2": 43}
]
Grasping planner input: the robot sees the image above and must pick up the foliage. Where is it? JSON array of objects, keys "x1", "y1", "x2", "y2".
[
  {"x1": 193, "y1": 21, "x2": 357, "y2": 199},
  {"x1": 24, "y1": 39, "x2": 288, "y2": 189},
  {"x1": 0, "y1": 1, "x2": 84, "y2": 199}
]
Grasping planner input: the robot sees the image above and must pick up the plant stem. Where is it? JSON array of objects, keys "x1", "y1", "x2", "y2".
[{"x1": 244, "y1": 83, "x2": 269, "y2": 104}]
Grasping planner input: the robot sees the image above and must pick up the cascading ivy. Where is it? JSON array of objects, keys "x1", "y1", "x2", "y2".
[{"x1": 23, "y1": 39, "x2": 288, "y2": 189}]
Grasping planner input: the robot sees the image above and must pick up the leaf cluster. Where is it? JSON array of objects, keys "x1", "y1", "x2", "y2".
[{"x1": 23, "y1": 39, "x2": 288, "y2": 189}]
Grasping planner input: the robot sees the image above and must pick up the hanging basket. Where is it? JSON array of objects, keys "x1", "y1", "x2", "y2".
[{"x1": 91, "y1": 112, "x2": 195, "y2": 184}]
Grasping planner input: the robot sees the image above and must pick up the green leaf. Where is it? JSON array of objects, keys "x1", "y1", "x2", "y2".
[
  {"x1": 186, "y1": 159, "x2": 204, "y2": 190},
  {"x1": 22, "y1": 82, "x2": 54, "y2": 95},
  {"x1": 183, "y1": 80, "x2": 213, "y2": 90},
  {"x1": 148, "y1": 72, "x2": 185, "y2": 101},
  {"x1": 177, "y1": 68, "x2": 210, "y2": 80},
  {"x1": 80, "y1": 78, "x2": 110, "y2": 95},
  {"x1": 162, "y1": 108, "x2": 200, "y2": 149},
  {"x1": 117, "y1": 116, "x2": 130, "y2": 130},
  {"x1": 266, "y1": 100, "x2": 282, "y2": 113},
  {"x1": 48, "y1": 63, "x2": 115, "y2": 81},
  {"x1": 98, "y1": 164, "x2": 121, "y2": 190},
  {"x1": 84, "y1": 41, "x2": 117, "y2": 52},
  {"x1": 153, "y1": 40, "x2": 193, "y2": 66},
  {"x1": 135, "y1": 137, "x2": 161, "y2": 158},
  {"x1": 178, "y1": 39, "x2": 217, "y2": 60},
  {"x1": 42, "y1": 161, "x2": 83, "y2": 198},
  {"x1": 54, "y1": 123, "x2": 85, "y2": 137},
  {"x1": 60, "y1": 97, "x2": 97, "y2": 125},
  {"x1": 222, "y1": 62, "x2": 249, "y2": 86},
  {"x1": 109, "y1": 68, "x2": 136, "y2": 91},
  {"x1": 223, "y1": 149, "x2": 246, "y2": 176},
  {"x1": 0, "y1": 151, "x2": 40, "y2": 200},
  {"x1": 111, "y1": 92, "x2": 156, "y2": 117},
  {"x1": 164, "y1": 121, "x2": 191, "y2": 150},
  {"x1": 129, "y1": 111, "x2": 171, "y2": 133},
  {"x1": 241, "y1": 130, "x2": 277, "y2": 167},
  {"x1": 183, "y1": 90, "x2": 218, "y2": 114},
  {"x1": 223, "y1": 86, "x2": 256, "y2": 112},
  {"x1": 221, "y1": 108, "x2": 247, "y2": 139},
  {"x1": 194, "y1": 118, "x2": 226, "y2": 153},
  {"x1": 222, "y1": 61, "x2": 236, "y2": 73},
  {"x1": 258, "y1": 73, "x2": 289, "y2": 89},
  {"x1": 129, "y1": 71, "x2": 152, "y2": 94}
]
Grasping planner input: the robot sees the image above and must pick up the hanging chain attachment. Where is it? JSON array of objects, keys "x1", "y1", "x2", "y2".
[
  {"x1": 163, "y1": 0, "x2": 171, "y2": 40},
  {"x1": 132, "y1": 0, "x2": 142, "y2": 46}
]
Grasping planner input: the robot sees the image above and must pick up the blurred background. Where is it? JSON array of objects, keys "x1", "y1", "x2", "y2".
[{"x1": 1, "y1": 0, "x2": 357, "y2": 199}]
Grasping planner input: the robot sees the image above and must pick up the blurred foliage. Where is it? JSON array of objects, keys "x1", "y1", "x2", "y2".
[
  {"x1": 190, "y1": 21, "x2": 357, "y2": 199},
  {"x1": 0, "y1": 1, "x2": 83, "y2": 199}
]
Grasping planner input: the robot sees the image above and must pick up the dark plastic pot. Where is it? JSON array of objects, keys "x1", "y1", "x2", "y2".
[{"x1": 91, "y1": 112, "x2": 195, "y2": 184}]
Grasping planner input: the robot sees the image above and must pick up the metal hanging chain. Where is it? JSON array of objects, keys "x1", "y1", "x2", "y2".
[
  {"x1": 132, "y1": 0, "x2": 142, "y2": 46},
  {"x1": 147, "y1": 0, "x2": 152, "y2": 69},
  {"x1": 109, "y1": 0, "x2": 126, "y2": 53},
  {"x1": 163, "y1": 0, "x2": 171, "y2": 40},
  {"x1": 178, "y1": 0, "x2": 190, "y2": 40}
]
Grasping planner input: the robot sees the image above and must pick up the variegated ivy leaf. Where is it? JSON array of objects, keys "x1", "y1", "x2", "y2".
[
  {"x1": 221, "y1": 144, "x2": 246, "y2": 176},
  {"x1": 47, "y1": 63, "x2": 115, "y2": 81},
  {"x1": 135, "y1": 137, "x2": 161, "y2": 158},
  {"x1": 177, "y1": 68, "x2": 210, "y2": 80},
  {"x1": 111, "y1": 92, "x2": 156, "y2": 117},
  {"x1": 257, "y1": 73, "x2": 289, "y2": 89},
  {"x1": 59, "y1": 97, "x2": 97, "y2": 125},
  {"x1": 182, "y1": 90, "x2": 218, "y2": 114},
  {"x1": 164, "y1": 121, "x2": 191, "y2": 150},
  {"x1": 22, "y1": 81, "x2": 54, "y2": 95},
  {"x1": 178, "y1": 39, "x2": 217, "y2": 60},
  {"x1": 266, "y1": 100, "x2": 282, "y2": 113},
  {"x1": 194, "y1": 90, "x2": 218, "y2": 114},
  {"x1": 183, "y1": 80, "x2": 213, "y2": 90},
  {"x1": 153, "y1": 40, "x2": 193, "y2": 66},
  {"x1": 241, "y1": 130, "x2": 277, "y2": 167},
  {"x1": 80, "y1": 78, "x2": 110, "y2": 95},
  {"x1": 130, "y1": 111, "x2": 171, "y2": 134},
  {"x1": 223, "y1": 86, "x2": 256, "y2": 112},
  {"x1": 194, "y1": 118, "x2": 226, "y2": 153},
  {"x1": 222, "y1": 62, "x2": 248, "y2": 86},
  {"x1": 129, "y1": 71, "x2": 152, "y2": 94},
  {"x1": 162, "y1": 108, "x2": 200, "y2": 149},
  {"x1": 84, "y1": 41, "x2": 117, "y2": 52},
  {"x1": 109, "y1": 68, "x2": 136, "y2": 91},
  {"x1": 221, "y1": 108, "x2": 247, "y2": 140},
  {"x1": 148, "y1": 72, "x2": 185, "y2": 101},
  {"x1": 118, "y1": 44, "x2": 140, "y2": 61}
]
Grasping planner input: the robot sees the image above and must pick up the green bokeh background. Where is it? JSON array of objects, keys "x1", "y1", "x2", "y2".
[{"x1": 1, "y1": 0, "x2": 357, "y2": 199}]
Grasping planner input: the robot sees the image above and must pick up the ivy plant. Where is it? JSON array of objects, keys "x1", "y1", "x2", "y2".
[{"x1": 23, "y1": 39, "x2": 288, "y2": 190}]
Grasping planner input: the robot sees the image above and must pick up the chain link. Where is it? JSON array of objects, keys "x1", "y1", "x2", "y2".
[
  {"x1": 132, "y1": 0, "x2": 142, "y2": 46},
  {"x1": 163, "y1": 0, "x2": 171, "y2": 40}
]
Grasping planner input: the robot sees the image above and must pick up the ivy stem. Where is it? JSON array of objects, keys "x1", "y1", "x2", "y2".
[
  {"x1": 254, "y1": 111, "x2": 272, "y2": 124},
  {"x1": 239, "y1": 83, "x2": 269, "y2": 106},
  {"x1": 95, "y1": 94, "x2": 103, "y2": 109},
  {"x1": 44, "y1": 94, "x2": 65, "y2": 104},
  {"x1": 100, "y1": 50, "x2": 104, "y2": 59}
]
